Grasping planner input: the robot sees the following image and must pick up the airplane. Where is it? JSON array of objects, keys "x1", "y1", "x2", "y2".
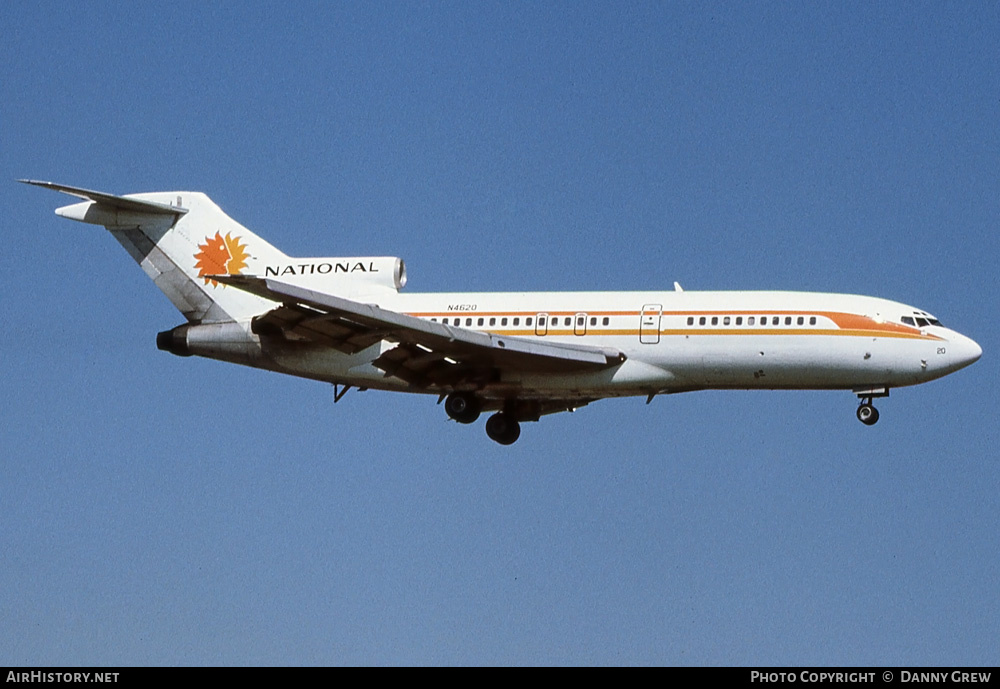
[{"x1": 22, "y1": 180, "x2": 982, "y2": 445}]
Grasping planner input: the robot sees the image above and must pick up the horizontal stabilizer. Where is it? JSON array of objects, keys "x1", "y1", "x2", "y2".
[{"x1": 19, "y1": 180, "x2": 188, "y2": 218}]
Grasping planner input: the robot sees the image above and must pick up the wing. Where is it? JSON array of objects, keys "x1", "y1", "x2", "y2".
[{"x1": 212, "y1": 275, "x2": 626, "y2": 389}]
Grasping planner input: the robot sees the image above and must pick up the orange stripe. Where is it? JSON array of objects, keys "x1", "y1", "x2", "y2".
[
  {"x1": 411, "y1": 310, "x2": 628, "y2": 317},
  {"x1": 824, "y1": 312, "x2": 922, "y2": 336},
  {"x1": 425, "y1": 327, "x2": 941, "y2": 341},
  {"x1": 408, "y1": 310, "x2": 936, "y2": 340}
]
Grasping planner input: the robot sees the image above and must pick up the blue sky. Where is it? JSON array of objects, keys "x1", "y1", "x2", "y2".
[{"x1": 2, "y1": 1, "x2": 997, "y2": 666}]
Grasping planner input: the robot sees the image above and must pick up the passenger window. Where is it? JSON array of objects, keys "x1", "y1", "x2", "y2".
[
  {"x1": 773, "y1": 317, "x2": 780, "y2": 326},
  {"x1": 748, "y1": 316, "x2": 755, "y2": 325},
  {"x1": 590, "y1": 317, "x2": 597, "y2": 326},
  {"x1": 489, "y1": 317, "x2": 496, "y2": 326},
  {"x1": 538, "y1": 317, "x2": 545, "y2": 326},
  {"x1": 711, "y1": 317, "x2": 718, "y2": 325},
  {"x1": 785, "y1": 317, "x2": 792, "y2": 325},
  {"x1": 687, "y1": 317, "x2": 694, "y2": 326},
  {"x1": 526, "y1": 317, "x2": 532, "y2": 326},
  {"x1": 810, "y1": 316, "x2": 816, "y2": 325},
  {"x1": 699, "y1": 317, "x2": 706, "y2": 326},
  {"x1": 513, "y1": 318, "x2": 520, "y2": 326},
  {"x1": 723, "y1": 316, "x2": 731, "y2": 326},
  {"x1": 431, "y1": 318, "x2": 437, "y2": 322},
  {"x1": 797, "y1": 316, "x2": 804, "y2": 325},
  {"x1": 736, "y1": 317, "x2": 743, "y2": 325},
  {"x1": 501, "y1": 317, "x2": 508, "y2": 326},
  {"x1": 478, "y1": 318, "x2": 484, "y2": 326},
  {"x1": 603, "y1": 317, "x2": 609, "y2": 326},
  {"x1": 565, "y1": 317, "x2": 571, "y2": 326},
  {"x1": 466, "y1": 318, "x2": 473, "y2": 326}
]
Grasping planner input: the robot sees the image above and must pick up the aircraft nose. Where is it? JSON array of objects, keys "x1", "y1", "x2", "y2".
[{"x1": 951, "y1": 333, "x2": 982, "y2": 369}]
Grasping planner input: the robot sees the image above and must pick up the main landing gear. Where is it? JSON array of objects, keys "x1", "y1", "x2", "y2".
[
  {"x1": 485, "y1": 413, "x2": 521, "y2": 445},
  {"x1": 444, "y1": 392, "x2": 481, "y2": 424},
  {"x1": 444, "y1": 392, "x2": 521, "y2": 445}
]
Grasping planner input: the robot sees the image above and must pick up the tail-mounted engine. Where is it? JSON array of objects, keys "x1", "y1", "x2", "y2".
[
  {"x1": 260, "y1": 256, "x2": 407, "y2": 294},
  {"x1": 156, "y1": 321, "x2": 264, "y2": 366}
]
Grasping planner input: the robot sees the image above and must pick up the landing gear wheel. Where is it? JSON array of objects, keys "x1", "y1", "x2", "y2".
[
  {"x1": 856, "y1": 403, "x2": 879, "y2": 426},
  {"x1": 445, "y1": 392, "x2": 481, "y2": 424},
  {"x1": 485, "y1": 413, "x2": 521, "y2": 445}
]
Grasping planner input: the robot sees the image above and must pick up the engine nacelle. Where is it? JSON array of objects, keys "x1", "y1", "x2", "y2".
[{"x1": 156, "y1": 321, "x2": 264, "y2": 366}]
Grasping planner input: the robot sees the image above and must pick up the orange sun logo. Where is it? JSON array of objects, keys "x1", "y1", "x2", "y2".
[{"x1": 194, "y1": 232, "x2": 250, "y2": 286}]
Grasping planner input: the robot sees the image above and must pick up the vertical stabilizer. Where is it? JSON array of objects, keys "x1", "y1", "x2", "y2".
[{"x1": 22, "y1": 181, "x2": 287, "y2": 322}]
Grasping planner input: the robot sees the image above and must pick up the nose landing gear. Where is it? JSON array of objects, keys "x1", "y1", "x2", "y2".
[
  {"x1": 854, "y1": 387, "x2": 888, "y2": 426},
  {"x1": 856, "y1": 401, "x2": 879, "y2": 425}
]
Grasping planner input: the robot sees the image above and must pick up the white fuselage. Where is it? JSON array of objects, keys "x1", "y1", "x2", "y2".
[
  {"x1": 256, "y1": 289, "x2": 981, "y2": 399},
  {"x1": 27, "y1": 181, "x2": 981, "y2": 442}
]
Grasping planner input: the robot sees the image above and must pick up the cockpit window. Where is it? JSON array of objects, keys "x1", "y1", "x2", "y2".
[{"x1": 903, "y1": 313, "x2": 943, "y2": 327}]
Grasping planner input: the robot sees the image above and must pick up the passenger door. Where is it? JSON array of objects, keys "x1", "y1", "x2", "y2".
[{"x1": 640, "y1": 304, "x2": 661, "y2": 344}]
